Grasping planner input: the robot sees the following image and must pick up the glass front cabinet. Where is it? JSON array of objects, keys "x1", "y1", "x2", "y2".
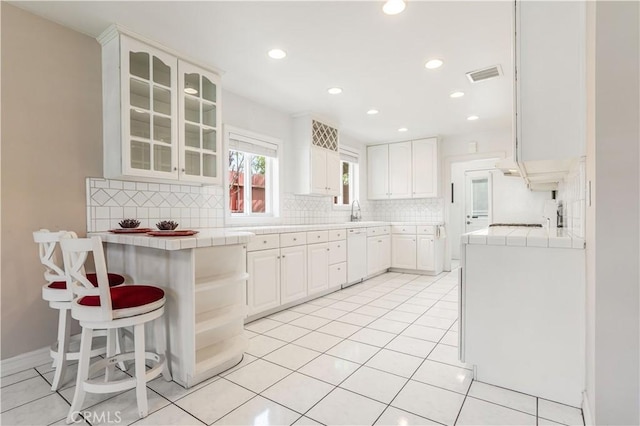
[{"x1": 100, "y1": 27, "x2": 221, "y2": 184}]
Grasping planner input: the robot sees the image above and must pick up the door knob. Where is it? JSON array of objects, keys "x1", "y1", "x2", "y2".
[{"x1": 466, "y1": 221, "x2": 471, "y2": 225}]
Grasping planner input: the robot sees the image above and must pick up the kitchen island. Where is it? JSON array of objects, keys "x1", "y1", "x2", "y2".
[
  {"x1": 459, "y1": 226, "x2": 585, "y2": 407},
  {"x1": 91, "y1": 229, "x2": 254, "y2": 388}
]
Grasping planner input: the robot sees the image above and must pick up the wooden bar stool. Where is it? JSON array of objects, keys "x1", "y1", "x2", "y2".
[
  {"x1": 60, "y1": 234, "x2": 171, "y2": 423},
  {"x1": 33, "y1": 229, "x2": 126, "y2": 391}
]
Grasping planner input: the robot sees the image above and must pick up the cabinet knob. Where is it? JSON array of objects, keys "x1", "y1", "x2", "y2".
[
  {"x1": 326, "y1": 248, "x2": 330, "y2": 251},
  {"x1": 378, "y1": 240, "x2": 382, "y2": 243},
  {"x1": 173, "y1": 167, "x2": 177, "y2": 171},
  {"x1": 317, "y1": 235, "x2": 321, "y2": 239},
  {"x1": 293, "y1": 238, "x2": 297, "y2": 241},
  {"x1": 337, "y1": 245, "x2": 341, "y2": 248},
  {"x1": 181, "y1": 168, "x2": 185, "y2": 172},
  {"x1": 338, "y1": 267, "x2": 341, "y2": 271},
  {"x1": 282, "y1": 255, "x2": 286, "y2": 258},
  {"x1": 263, "y1": 240, "x2": 267, "y2": 244}
]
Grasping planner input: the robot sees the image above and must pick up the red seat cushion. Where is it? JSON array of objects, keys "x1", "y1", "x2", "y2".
[
  {"x1": 47, "y1": 273, "x2": 125, "y2": 290},
  {"x1": 78, "y1": 285, "x2": 164, "y2": 310}
]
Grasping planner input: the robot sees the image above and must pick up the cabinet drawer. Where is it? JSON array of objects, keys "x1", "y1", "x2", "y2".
[
  {"x1": 307, "y1": 230, "x2": 329, "y2": 243},
  {"x1": 329, "y1": 229, "x2": 347, "y2": 241},
  {"x1": 247, "y1": 234, "x2": 279, "y2": 251},
  {"x1": 329, "y1": 262, "x2": 347, "y2": 288},
  {"x1": 367, "y1": 226, "x2": 390, "y2": 237},
  {"x1": 417, "y1": 225, "x2": 436, "y2": 235},
  {"x1": 392, "y1": 225, "x2": 417, "y2": 235},
  {"x1": 328, "y1": 240, "x2": 347, "y2": 264},
  {"x1": 280, "y1": 232, "x2": 307, "y2": 247}
]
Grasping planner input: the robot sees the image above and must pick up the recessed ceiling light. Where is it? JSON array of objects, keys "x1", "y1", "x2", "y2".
[
  {"x1": 184, "y1": 88, "x2": 198, "y2": 95},
  {"x1": 383, "y1": 0, "x2": 406, "y2": 15},
  {"x1": 398, "y1": 127, "x2": 408, "y2": 132},
  {"x1": 328, "y1": 87, "x2": 343, "y2": 95},
  {"x1": 467, "y1": 115, "x2": 479, "y2": 121},
  {"x1": 425, "y1": 59, "x2": 444, "y2": 69},
  {"x1": 450, "y1": 91, "x2": 465, "y2": 98},
  {"x1": 367, "y1": 109, "x2": 379, "y2": 115},
  {"x1": 268, "y1": 49, "x2": 287, "y2": 59}
]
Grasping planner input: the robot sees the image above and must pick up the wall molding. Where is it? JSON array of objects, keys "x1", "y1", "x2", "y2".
[{"x1": 1, "y1": 346, "x2": 50, "y2": 377}]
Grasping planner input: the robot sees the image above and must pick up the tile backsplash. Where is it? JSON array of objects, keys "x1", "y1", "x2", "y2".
[
  {"x1": 558, "y1": 158, "x2": 586, "y2": 239},
  {"x1": 86, "y1": 177, "x2": 444, "y2": 231}
]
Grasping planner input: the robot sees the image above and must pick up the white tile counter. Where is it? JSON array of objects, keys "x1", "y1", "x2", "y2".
[{"x1": 461, "y1": 227, "x2": 584, "y2": 249}]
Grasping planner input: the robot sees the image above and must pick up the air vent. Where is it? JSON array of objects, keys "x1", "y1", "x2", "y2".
[{"x1": 466, "y1": 65, "x2": 502, "y2": 83}]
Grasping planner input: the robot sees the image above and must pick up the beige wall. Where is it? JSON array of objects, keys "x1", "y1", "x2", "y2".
[{"x1": 1, "y1": 4, "x2": 103, "y2": 359}]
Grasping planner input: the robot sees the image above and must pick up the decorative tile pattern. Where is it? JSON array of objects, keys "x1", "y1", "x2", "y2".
[{"x1": 369, "y1": 198, "x2": 444, "y2": 222}]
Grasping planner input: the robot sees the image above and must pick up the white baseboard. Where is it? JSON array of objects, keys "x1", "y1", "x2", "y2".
[
  {"x1": 582, "y1": 390, "x2": 594, "y2": 426},
  {"x1": 1, "y1": 346, "x2": 51, "y2": 377}
]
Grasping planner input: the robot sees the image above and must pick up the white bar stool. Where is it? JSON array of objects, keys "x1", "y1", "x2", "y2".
[
  {"x1": 60, "y1": 234, "x2": 171, "y2": 423},
  {"x1": 33, "y1": 229, "x2": 126, "y2": 391}
]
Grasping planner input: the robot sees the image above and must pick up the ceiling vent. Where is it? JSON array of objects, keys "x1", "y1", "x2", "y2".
[{"x1": 466, "y1": 65, "x2": 502, "y2": 83}]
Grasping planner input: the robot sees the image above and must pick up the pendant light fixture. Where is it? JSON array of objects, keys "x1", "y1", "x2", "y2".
[{"x1": 383, "y1": 0, "x2": 406, "y2": 15}]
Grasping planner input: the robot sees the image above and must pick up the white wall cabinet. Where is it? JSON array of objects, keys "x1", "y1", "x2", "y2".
[
  {"x1": 392, "y1": 235, "x2": 417, "y2": 269},
  {"x1": 280, "y1": 245, "x2": 308, "y2": 305},
  {"x1": 247, "y1": 248, "x2": 280, "y2": 316},
  {"x1": 367, "y1": 138, "x2": 438, "y2": 200},
  {"x1": 308, "y1": 243, "x2": 330, "y2": 295},
  {"x1": 291, "y1": 115, "x2": 341, "y2": 196},
  {"x1": 99, "y1": 27, "x2": 221, "y2": 184}
]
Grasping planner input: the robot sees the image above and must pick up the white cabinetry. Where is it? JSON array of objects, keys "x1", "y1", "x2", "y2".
[
  {"x1": 416, "y1": 235, "x2": 435, "y2": 271},
  {"x1": 390, "y1": 225, "x2": 443, "y2": 274},
  {"x1": 99, "y1": 27, "x2": 221, "y2": 184},
  {"x1": 247, "y1": 248, "x2": 280, "y2": 316},
  {"x1": 367, "y1": 138, "x2": 438, "y2": 200},
  {"x1": 328, "y1": 232, "x2": 347, "y2": 288},
  {"x1": 292, "y1": 115, "x2": 340, "y2": 195},
  {"x1": 280, "y1": 246, "x2": 307, "y2": 304},
  {"x1": 391, "y1": 235, "x2": 417, "y2": 269},
  {"x1": 367, "y1": 227, "x2": 391, "y2": 276},
  {"x1": 308, "y1": 243, "x2": 330, "y2": 295},
  {"x1": 515, "y1": 1, "x2": 586, "y2": 186}
]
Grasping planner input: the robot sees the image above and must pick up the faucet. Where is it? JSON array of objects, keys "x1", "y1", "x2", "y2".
[{"x1": 350, "y1": 200, "x2": 362, "y2": 222}]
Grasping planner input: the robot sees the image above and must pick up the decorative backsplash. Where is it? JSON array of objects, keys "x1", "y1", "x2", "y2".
[
  {"x1": 558, "y1": 158, "x2": 586, "y2": 239},
  {"x1": 86, "y1": 177, "x2": 444, "y2": 231}
]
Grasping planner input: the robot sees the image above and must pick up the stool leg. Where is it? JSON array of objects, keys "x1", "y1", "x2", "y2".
[
  {"x1": 105, "y1": 329, "x2": 117, "y2": 382},
  {"x1": 154, "y1": 316, "x2": 172, "y2": 381},
  {"x1": 134, "y1": 323, "x2": 148, "y2": 418},
  {"x1": 67, "y1": 327, "x2": 93, "y2": 424},
  {"x1": 51, "y1": 309, "x2": 71, "y2": 391},
  {"x1": 115, "y1": 328, "x2": 128, "y2": 372}
]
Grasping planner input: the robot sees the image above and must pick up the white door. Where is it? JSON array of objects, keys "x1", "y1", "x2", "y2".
[
  {"x1": 325, "y1": 151, "x2": 341, "y2": 196},
  {"x1": 412, "y1": 138, "x2": 438, "y2": 198},
  {"x1": 280, "y1": 246, "x2": 307, "y2": 304},
  {"x1": 379, "y1": 235, "x2": 391, "y2": 270},
  {"x1": 307, "y1": 243, "x2": 329, "y2": 295},
  {"x1": 465, "y1": 171, "x2": 492, "y2": 232},
  {"x1": 366, "y1": 237, "x2": 379, "y2": 276},
  {"x1": 388, "y1": 142, "x2": 412, "y2": 199},
  {"x1": 311, "y1": 146, "x2": 327, "y2": 194},
  {"x1": 247, "y1": 249, "x2": 280, "y2": 315},
  {"x1": 417, "y1": 235, "x2": 435, "y2": 271},
  {"x1": 391, "y1": 235, "x2": 417, "y2": 269},
  {"x1": 367, "y1": 144, "x2": 389, "y2": 199}
]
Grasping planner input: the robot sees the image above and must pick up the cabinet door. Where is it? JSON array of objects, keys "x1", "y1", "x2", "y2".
[
  {"x1": 379, "y1": 235, "x2": 391, "y2": 270},
  {"x1": 178, "y1": 60, "x2": 221, "y2": 184},
  {"x1": 247, "y1": 249, "x2": 280, "y2": 316},
  {"x1": 367, "y1": 237, "x2": 379, "y2": 276},
  {"x1": 328, "y1": 240, "x2": 347, "y2": 265},
  {"x1": 281, "y1": 246, "x2": 307, "y2": 305},
  {"x1": 388, "y1": 142, "x2": 412, "y2": 199},
  {"x1": 325, "y1": 151, "x2": 341, "y2": 196},
  {"x1": 307, "y1": 243, "x2": 329, "y2": 295},
  {"x1": 310, "y1": 146, "x2": 327, "y2": 194},
  {"x1": 329, "y1": 263, "x2": 347, "y2": 289},
  {"x1": 417, "y1": 235, "x2": 435, "y2": 271},
  {"x1": 367, "y1": 145, "x2": 389, "y2": 199},
  {"x1": 391, "y1": 235, "x2": 417, "y2": 269},
  {"x1": 121, "y1": 36, "x2": 179, "y2": 179},
  {"x1": 412, "y1": 138, "x2": 438, "y2": 198}
]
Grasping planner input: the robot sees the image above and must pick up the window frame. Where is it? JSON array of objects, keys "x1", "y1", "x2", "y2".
[
  {"x1": 333, "y1": 146, "x2": 360, "y2": 209},
  {"x1": 224, "y1": 125, "x2": 281, "y2": 225}
]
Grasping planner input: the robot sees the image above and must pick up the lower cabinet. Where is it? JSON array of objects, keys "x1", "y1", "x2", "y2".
[
  {"x1": 280, "y1": 245, "x2": 308, "y2": 304},
  {"x1": 247, "y1": 248, "x2": 280, "y2": 316},
  {"x1": 392, "y1": 235, "x2": 417, "y2": 269},
  {"x1": 367, "y1": 234, "x2": 391, "y2": 276},
  {"x1": 308, "y1": 242, "x2": 329, "y2": 295},
  {"x1": 417, "y1": 235, "x2": 435, "y2": 271}
]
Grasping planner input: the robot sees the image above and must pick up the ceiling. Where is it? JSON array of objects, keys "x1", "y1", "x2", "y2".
[{"x1": 11, "y1": 1, "x2": 514, "y2": 144}]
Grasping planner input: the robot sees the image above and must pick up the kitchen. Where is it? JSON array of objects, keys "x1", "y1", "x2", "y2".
[{"x1": 1, "y1": 1, "x2": 639, "y2": 426}]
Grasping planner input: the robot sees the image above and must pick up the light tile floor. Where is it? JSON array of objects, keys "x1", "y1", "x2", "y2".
[{"x1": 1, "y1": 270, "x2": 585, "y2": 426}]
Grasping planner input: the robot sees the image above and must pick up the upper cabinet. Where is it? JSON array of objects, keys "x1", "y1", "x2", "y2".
[
  {"x1": 291, "y1": 115, "x2": 341, "y2": 196},
  {"x1": 514, "y1": 1, "x2": 586, "y2": 187},
  {"x1": 99, "y1": 27, "x2": 221, "y2": 184},
  {"x1": 367, "y1": 137, "x2": 438, "y2": 200}
]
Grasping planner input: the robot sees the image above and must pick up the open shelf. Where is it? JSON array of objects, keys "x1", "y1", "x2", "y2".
[
  {"x1": 195, "y1": 304, "x2": 247, "y2": 334},
  {"x1": 194, "y1": 334, "x2": 248, "y2": 376},
  {"x1": 195, "y1": 272, "x2": 249, "y2": 293}
]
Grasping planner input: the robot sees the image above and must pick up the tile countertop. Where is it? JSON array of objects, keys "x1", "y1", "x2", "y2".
[
  {"x1": 461, "y1": 227, "x2": 585, "y2": 249},
  {"x1": 90, "y1": 221, "x2": 445, "y2": 251}
]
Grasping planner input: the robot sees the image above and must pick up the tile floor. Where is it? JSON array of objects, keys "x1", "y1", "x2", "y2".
[{"x1": 1, "y1": 270, "x2": 585, "y2": 426}]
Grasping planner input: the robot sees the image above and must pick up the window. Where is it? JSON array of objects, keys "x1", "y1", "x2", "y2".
[
  {"x1": 227, "y1": 129, "x2": 279, "y2": 220},
  {"x1": 334, "y1": 147, "x2": 359, "y2": 206}
]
